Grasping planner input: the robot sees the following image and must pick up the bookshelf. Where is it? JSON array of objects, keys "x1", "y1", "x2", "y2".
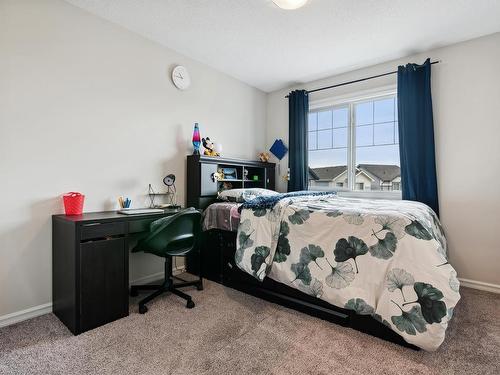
[{"x1": 186, "y1": 155, "x2": 276, "y2": 209}]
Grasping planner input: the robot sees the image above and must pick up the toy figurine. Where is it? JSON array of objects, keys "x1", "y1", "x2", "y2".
[
  {"x1": 212, "y1": 171, "x2": 223, "y2": 181},
  {"x1": 202, "y1": 137, "x2": 220, "y2": 157},
  {"x1": 259, "y1": 152, "x2": 270, "y2": 162}
]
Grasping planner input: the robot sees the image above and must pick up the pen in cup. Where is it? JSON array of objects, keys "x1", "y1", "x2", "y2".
[{"x1": 118, "y1": 197, "x2": 132, "y2": 209}]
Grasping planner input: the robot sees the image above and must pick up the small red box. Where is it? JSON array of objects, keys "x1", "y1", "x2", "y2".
[{"x1": 63, "y1": 192, "x2": 85, "y2": 215}]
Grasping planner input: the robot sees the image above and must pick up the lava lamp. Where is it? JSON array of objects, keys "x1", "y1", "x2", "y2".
[{"x1": 192, "y1": 123, "x2": 201, "y2": 155}]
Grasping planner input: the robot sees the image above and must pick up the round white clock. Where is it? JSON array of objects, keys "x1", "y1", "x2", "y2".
[{"x1": 172, "y1": 65, "x2": 191, "y2": 90}]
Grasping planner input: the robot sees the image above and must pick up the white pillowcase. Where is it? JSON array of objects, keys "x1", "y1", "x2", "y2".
[{"x1": 217, "y1": 188, "x2": 278, "y2": 203}]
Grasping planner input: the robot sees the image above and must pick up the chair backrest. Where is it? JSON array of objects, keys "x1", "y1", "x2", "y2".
[{"x1": 135, "y1": 210, "x2": 201, "y2": 257}]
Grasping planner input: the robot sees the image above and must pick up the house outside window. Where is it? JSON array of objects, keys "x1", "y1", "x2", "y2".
[{"x1": 308, "y1": 89, "x2": 401, "y2": 197}]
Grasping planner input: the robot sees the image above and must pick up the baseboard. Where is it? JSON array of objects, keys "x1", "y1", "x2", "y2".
[
  {"x1": 0, "y1": 302, "x2": 53, "y2": 329},
  {"x1": 0, "y1": 266, "x2": 187, "y2": 329},
  {"x1": 129, "y1": 271, "x2": 165, "y2": 286},
  {"x1": 128, "y1": 266, "x2": 185, "y2": 286},
  {"x1": 458, "y1": 278, "x2": 500, "y2": 294},
  {"x1": 1, "y1": 273, "x2": 496, "y2": 329}
]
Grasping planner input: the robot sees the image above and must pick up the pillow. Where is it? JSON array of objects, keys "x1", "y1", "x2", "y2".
[{"x1": 217, "y1": 188, "x2": 278, "y2": 203}]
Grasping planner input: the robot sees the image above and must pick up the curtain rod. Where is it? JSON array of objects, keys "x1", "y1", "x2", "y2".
[{"x1": 285, "y1": 60, "x2": 441, "y2": 98}]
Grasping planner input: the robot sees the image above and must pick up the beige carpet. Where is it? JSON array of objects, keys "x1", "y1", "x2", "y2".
[{"x1": 1, "y1": 278, "x2": 499, "y2": 375}]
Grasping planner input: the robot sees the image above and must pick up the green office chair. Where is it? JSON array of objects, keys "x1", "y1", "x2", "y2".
[{"x1": 130, "y1": 209, "x2": 203, "y2": 314}]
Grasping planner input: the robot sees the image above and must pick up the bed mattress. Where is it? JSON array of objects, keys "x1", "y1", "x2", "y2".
[{"x1": 233, "y1": 193, "x2": 460, "y2": 351}]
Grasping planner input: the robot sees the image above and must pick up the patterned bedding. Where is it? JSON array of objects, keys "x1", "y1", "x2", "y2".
[{"x1": 235, "y1": 194, "x2": 460, "y2": 351}]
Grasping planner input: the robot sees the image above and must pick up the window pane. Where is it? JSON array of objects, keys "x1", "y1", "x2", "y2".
[
  {"x1": 317, "y1": 129, "x2": 332, "y2": 149},
  {"x1": 333, "y1": 128, "x2": 347, "y2": 148},
  {"x1": 318, "y1": 110, "x2": 332, "y2": 130},
  {"x1": 356, "y1": 144, "x2": 400, "y2": 191},
  {"x1": 333, "y1": 107, "x2": 348, "y2": 128},
  {"x1": 374, "y1": 122, "x2": 395, "y2": 145},
  {"x1": 356, "y1": 125, "x2": 373, "y2": 146},
  {"x1": 355, "y1": 102, "x2": 373, "y2": 125},
  {"x1": 374, "y1": 97, "x2": 395, "y2": 123},
  {"x1": 309, "y1": 149, "x2": 347, "y2": 169},
  {"x1": 309, "y1": 94, "x2": 399, "y2": 193},
  {"x1": 308, "y1": 112, "x2": 317, "y2": 131},
  {"x1": 308, "y1": 132, "x2": 317, "y2": 150},
  {"x1": 309, "y1": 148, "x2": 348, "y2": 189},
  {"x1": 355, "y1": 182, "x2": 365, "y2": 190}
]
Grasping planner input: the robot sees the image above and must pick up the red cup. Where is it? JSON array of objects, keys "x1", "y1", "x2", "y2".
[{"x1": 63, "y1": 192, "x2": 85, "y2": 215}]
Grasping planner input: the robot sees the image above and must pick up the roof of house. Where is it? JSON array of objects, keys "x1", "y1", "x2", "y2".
[
  {"x1": 308, "y1": 168, "x2": 320, "y2": 180},
  {"x1": 309, "y1": 166, "x2": 347, "y2": 181},
  {"x1": 358, "y1": 164, "x2": 401, "y2": 182},
  {"x1": 309, "y1": 164, "x2": 400, "y2": 182}
]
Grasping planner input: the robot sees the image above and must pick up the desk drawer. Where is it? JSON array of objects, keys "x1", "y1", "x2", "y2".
[
  {"x1": 128, "y1": 219, "x2": 155, "y2": 234},
  {"x1": 81, "y1": 222, "x2": 126, "y2": 241}
]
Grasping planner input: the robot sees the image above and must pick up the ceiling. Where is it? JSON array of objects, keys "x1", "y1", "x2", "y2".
[{"x1": 65, "y1": 0, "x2": 500, "y2": 92}]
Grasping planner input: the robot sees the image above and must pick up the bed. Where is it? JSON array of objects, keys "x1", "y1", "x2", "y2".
[{"x1": 186, "y1": 157, "x2": 460, "y2": 351}]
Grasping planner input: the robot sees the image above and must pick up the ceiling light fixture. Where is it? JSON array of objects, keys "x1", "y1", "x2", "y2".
[{"x1": 272, "y1": 0, "x2": 309, "y2": 10}]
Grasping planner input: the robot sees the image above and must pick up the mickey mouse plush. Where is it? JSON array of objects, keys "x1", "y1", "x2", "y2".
[{"x1": 202, "y1": 137, "x2": 220, "y2": 157}]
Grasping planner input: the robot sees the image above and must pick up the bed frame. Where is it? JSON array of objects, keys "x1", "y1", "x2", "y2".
[{"x1": 186, "y1": 155, "x2": 418, "y2": 350}]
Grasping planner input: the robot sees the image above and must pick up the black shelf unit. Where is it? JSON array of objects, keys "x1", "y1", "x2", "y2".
[{"x1": 186, "y1": 155, "x2": 275, "y2": 210}]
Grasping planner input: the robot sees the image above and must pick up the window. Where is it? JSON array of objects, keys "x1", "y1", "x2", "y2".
[
  {"x1": 314, "y1": 181, "x2": 330, "y2": 187},
  {"x1": 308, "y1": 92, "x2": 400, "y2": 194}
]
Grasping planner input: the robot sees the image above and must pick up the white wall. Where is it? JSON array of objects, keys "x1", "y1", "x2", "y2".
[
  {"x1": 266, "y1": 33, "x2": 500, "y2": 287},
  {"x1": 0, "y1": 0, "x2": 266, "y2": 317}
]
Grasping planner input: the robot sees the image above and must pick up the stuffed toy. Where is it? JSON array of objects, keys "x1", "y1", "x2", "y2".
[
  {"x1": 202, "y1": 137, "x2": 220, "y2": 157},
  {"x1": 212, "y1": 171, "x2": 223, "y2": 181},
  {"x1": 259, "y1": 152, "x2": 270, "y2": 162}
]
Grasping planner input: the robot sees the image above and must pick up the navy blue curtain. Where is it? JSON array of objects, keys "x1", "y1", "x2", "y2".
[
  {"x1": 397, "y1": 58, "x2": 439, "y2": 215},
  {"x1": 288, "y1": 90, "x2": 309, "y2": 192}
]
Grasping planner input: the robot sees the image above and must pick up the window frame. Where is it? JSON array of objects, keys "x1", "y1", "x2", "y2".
[{"x1": 308, "y1": 86, "x2": 401, "y2": 199}]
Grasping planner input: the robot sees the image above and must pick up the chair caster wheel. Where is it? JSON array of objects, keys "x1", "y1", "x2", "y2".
[
  {"x1": 196, "y1": 283, "x2": 203, "y2": 291},
  {"x1": 130, "y1": 288, "x2": 138, "y2": 297},
  {"x1": 186, "y1": 300, "x2": 195, "y2": 309},
  {"x1": 139, "y1": 305, "x2": 148, "y2": 314}
]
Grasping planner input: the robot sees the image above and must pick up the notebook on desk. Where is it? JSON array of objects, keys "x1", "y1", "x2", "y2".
[{"x1": 117, "y1": 208, "x2": 165, "y2": 215}]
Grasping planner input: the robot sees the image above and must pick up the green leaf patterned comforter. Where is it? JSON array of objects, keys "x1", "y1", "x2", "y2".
[{"x1": 235, "y1": 194, "x2": 460, "y2": 351}]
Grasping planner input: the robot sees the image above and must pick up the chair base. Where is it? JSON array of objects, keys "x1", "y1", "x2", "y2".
[
  {"x1": 130, "y1": 259, "x2": 203, "y2": 313},
  {"x1": 131, "y1": 278, "x2": 202, "y2": 313}
]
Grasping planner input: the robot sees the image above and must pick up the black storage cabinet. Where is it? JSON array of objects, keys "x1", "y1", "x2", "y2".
[{"x1": 52, "y1": 217, "x2": 129, "y2": 334}]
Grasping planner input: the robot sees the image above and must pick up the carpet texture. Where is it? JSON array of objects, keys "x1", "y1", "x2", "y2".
[{"x1": 0, "y1": 278, "x2": 499, "y2": 375}]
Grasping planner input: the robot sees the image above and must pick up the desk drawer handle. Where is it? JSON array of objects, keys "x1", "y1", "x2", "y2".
[{"x1": 83, "y1": 223, "x2": 101, "y2": 227}]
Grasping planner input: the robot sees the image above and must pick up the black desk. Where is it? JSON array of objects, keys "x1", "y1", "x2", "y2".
[{"x1": 52, "y1": 209, "x2": 180, "y2": 334}]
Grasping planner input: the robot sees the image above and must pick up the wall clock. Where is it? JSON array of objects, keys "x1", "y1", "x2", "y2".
[{"x1": 172, "y1": 65, "x2": 191, "y2": 90}]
